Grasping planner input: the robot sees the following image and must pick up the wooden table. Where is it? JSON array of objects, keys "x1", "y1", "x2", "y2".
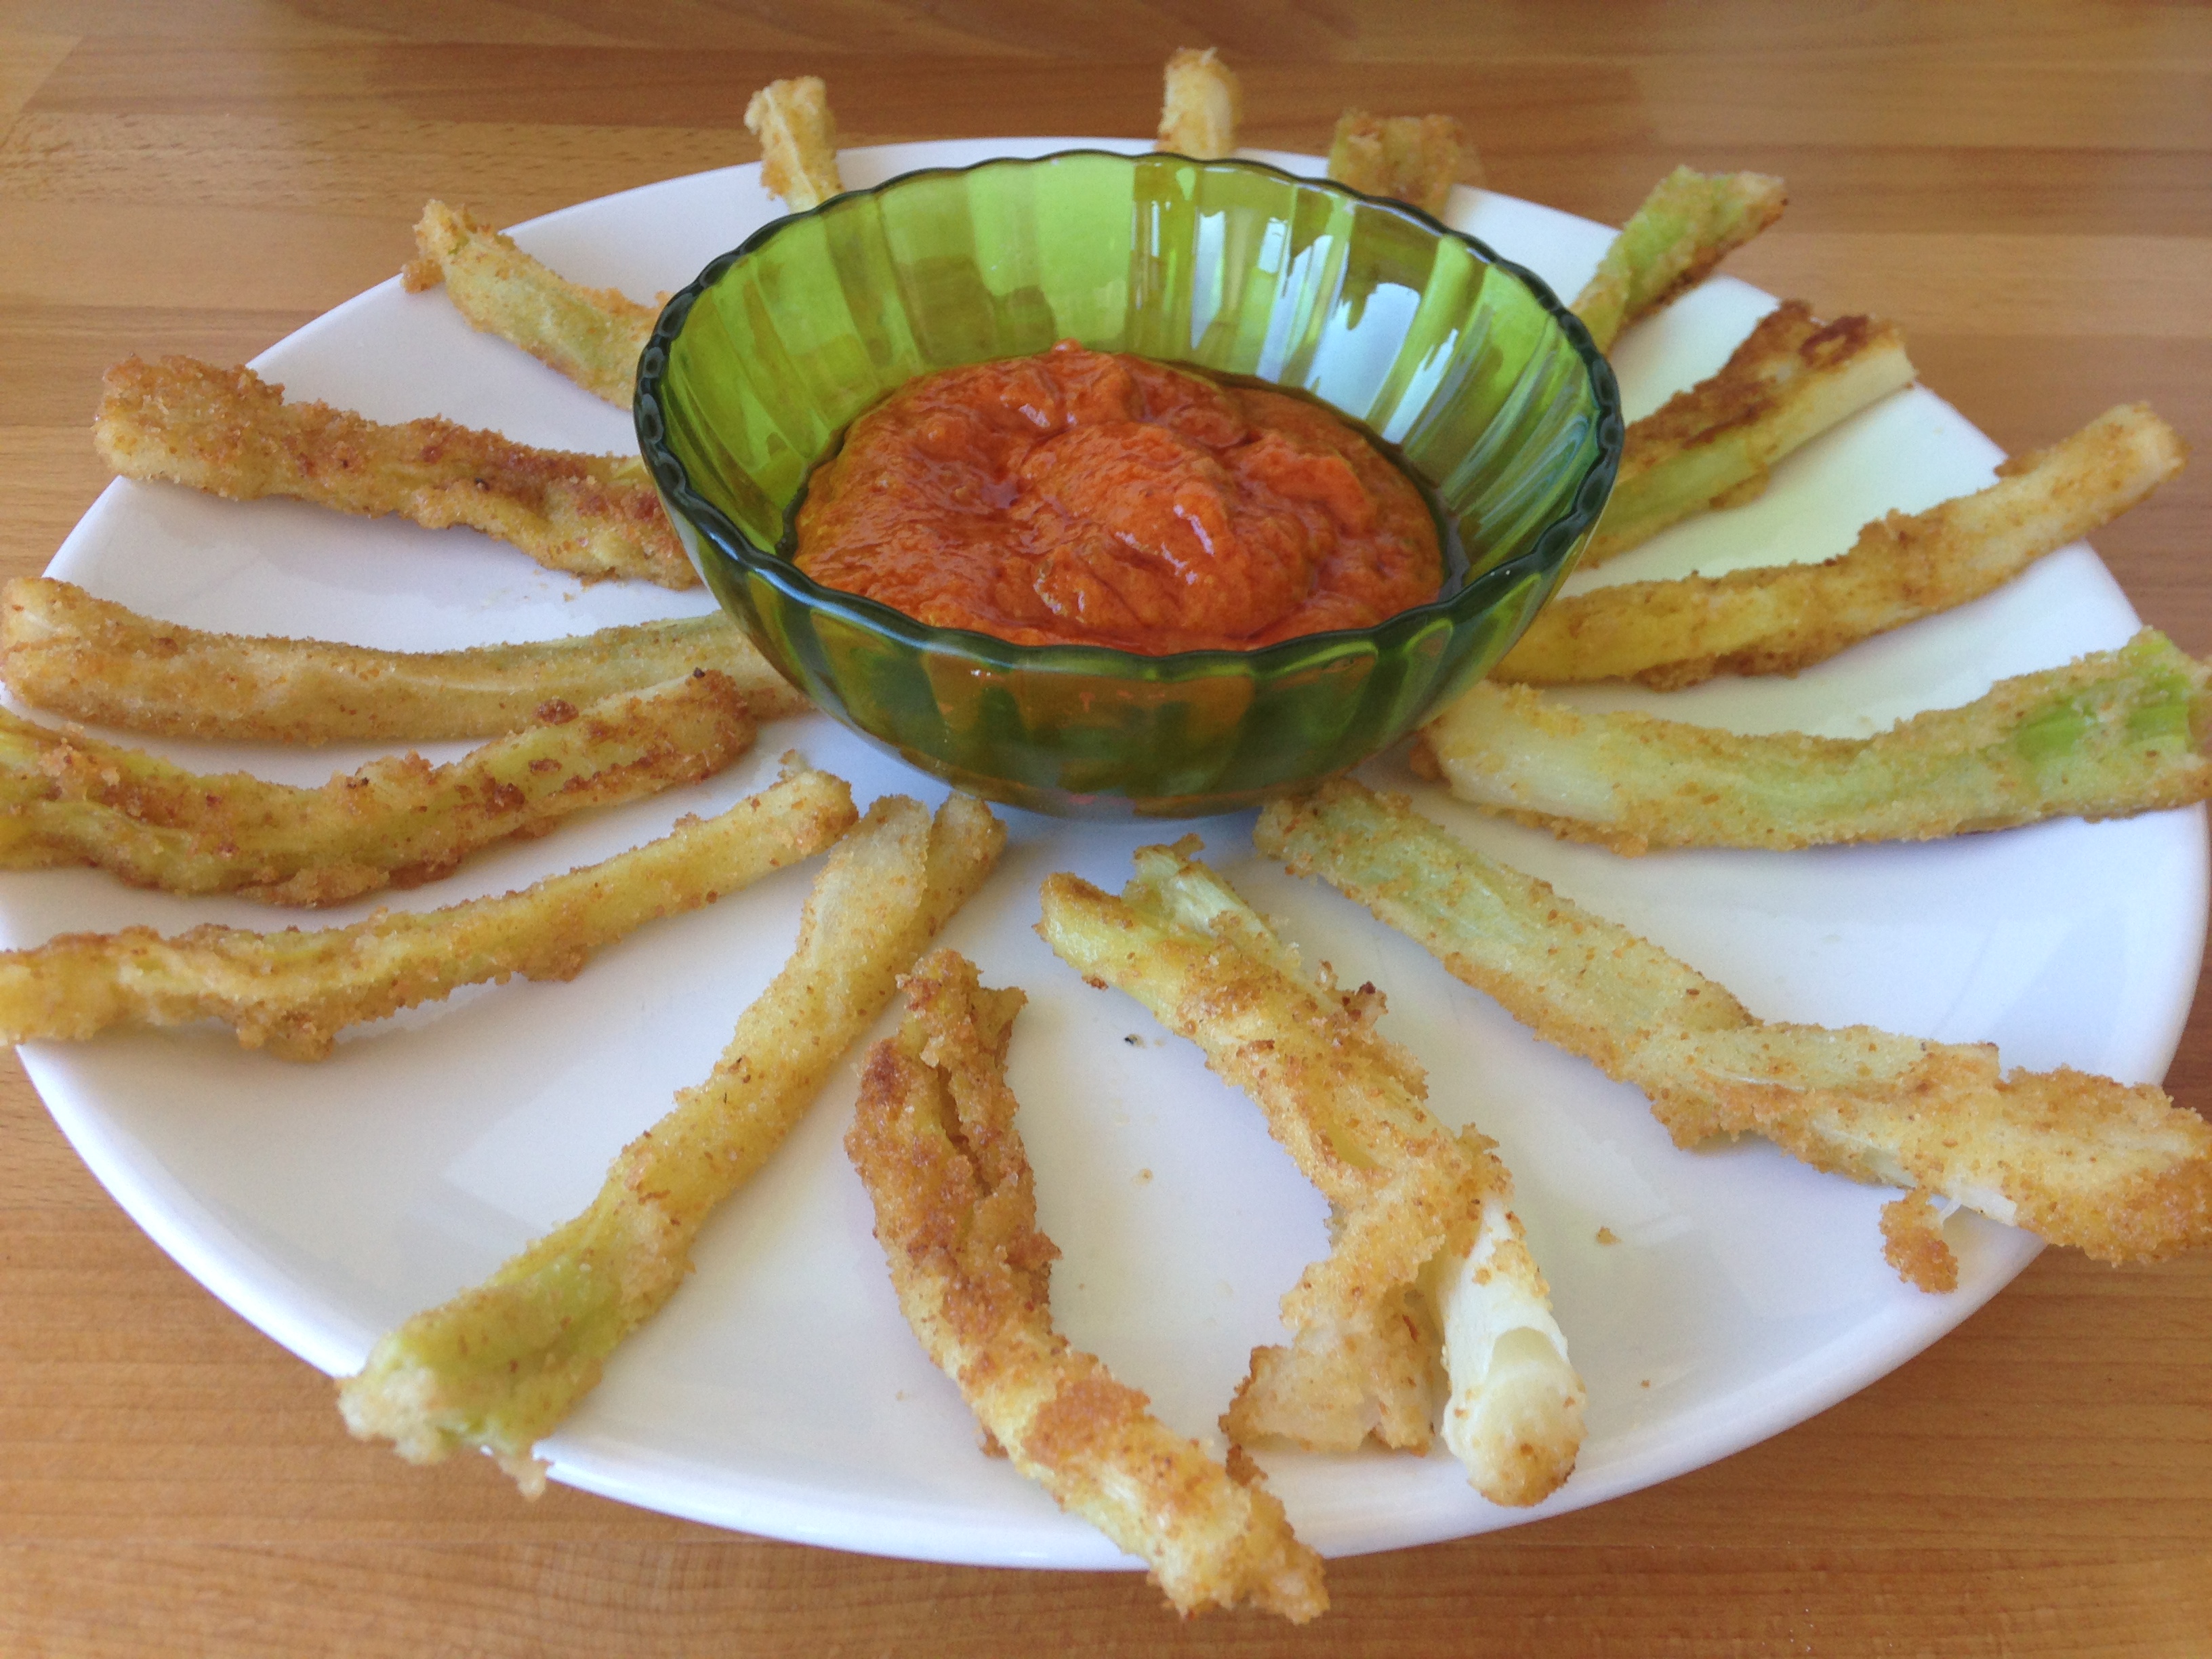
[{"x1": 3, "y1": 5, "x2": 2208, "y2": 1652}]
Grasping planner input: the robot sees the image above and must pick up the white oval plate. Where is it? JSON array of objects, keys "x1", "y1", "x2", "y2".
[{"x1": 7, "y1": 140, "x2": 2203, "y2": 1568}]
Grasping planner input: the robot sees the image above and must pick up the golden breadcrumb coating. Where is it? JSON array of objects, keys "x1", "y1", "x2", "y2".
[
  {"x1": 1327, "y1": 110, "x2": 1477, "y2": 216},
  {"x1": 1425, "y1": 630, "x2": 2212, "y2": 854},
  {"x1": 1257, "y1": 780, "x2": 2212, "y2": 1280},
  {"x1": 1038, "y1": 844, "x2": 1582, "y2": 1506},
  {"x1": 339, "y1": 792, "x2": 1002, "y2": 1486},
  {"x1": 0, "y1": 671, "x2": 753, "y2": 905},
  {"x1": 1572, "y1": 167, "x2": 1786, "y2": 353},
  {"x1": 745, "y1": 77, "x2": 844, "y2": 211},
  {"x1": 95, "y1": 356, "x2": 695, "y2": 589},
  {"x1": 1497, "y1": 403, "x2": 2188, "y2": 689},
  {"x1": 1584, "y1": 302, "x2": 1917, "y2": 568},
  {"x1": 0, "y1": 759, "x2": 855, "y2": 1059},
  {"x1": 405, "y1": 199, "x2": 660, "y2": 407},
  {"x1": 847, "y1": 950, "x2": 1328, "y2": 1623},
  {"x1": 0, "y1": 577, "x2": 807, "y2": 745},
  {"x1": 1880, "y1": 1189, "x2": 1959, "y2": 1293},
  {"x1": 1157, "y1": 48, "x2": 1242, "y2": 159}
]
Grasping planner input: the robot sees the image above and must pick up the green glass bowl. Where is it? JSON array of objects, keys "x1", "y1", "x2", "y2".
[{"x1": 636, "y1": 150, "x2": 1620, "y2": 818}]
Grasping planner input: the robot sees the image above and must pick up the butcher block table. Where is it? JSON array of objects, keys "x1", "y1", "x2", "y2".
[{"x1": 2, "y1": 5, "x2": 2208, "y2": 1654}]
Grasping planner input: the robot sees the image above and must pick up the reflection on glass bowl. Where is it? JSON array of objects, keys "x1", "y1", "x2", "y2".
[{"x1": 636, "y1": 149, "x2": 1620, "y2": 818}]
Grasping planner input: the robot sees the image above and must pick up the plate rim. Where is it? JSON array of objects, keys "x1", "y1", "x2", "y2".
[{"x1": 12, "y1": 138, "x2": 2205, "y2": 1569}]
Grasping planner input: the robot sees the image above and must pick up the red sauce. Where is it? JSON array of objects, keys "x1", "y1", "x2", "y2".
[{"x1": 792, "y1": 342, "x2": 1443, "y2": 654}]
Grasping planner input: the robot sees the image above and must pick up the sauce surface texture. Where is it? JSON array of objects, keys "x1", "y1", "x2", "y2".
[{"x1": 792, "y1": 342, "x2": 1443, "y2": 653}]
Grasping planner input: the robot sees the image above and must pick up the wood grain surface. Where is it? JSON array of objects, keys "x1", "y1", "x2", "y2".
[{"x1": 3, "y1": 4, "x2": 2209, "y2": 1654}]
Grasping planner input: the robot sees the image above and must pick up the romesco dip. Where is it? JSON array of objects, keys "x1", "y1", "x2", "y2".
[{"x1": 792, "y1": 342, "x2": 1443, "y2": 654}]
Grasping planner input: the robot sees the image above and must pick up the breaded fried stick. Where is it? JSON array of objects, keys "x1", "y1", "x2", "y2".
[
  {"x1": 0, "y1": 577, "x2": 807, "y2": 744},
  {"x1": 1257, "y1": 780, "x2": 2212, "y2": 1289},
  {"x1": 1572, "y1": 167, "x2": 1788, "y2": 353},
  {"x1": 96, "y1": 356, "x2": 695, "y2": 589},
  {"x1": 340, "y1": 792, "x2": 1003, "y2": 1490},
  {"x1": 0, "y1": 671, "x2": 754, "y2": 906},
  {"x1": 0, "y1": 760, "x2": 856, "y2": 1060},
  {"x1": 848, "y1": 951, "x2": 1328, "y2": 1623},
  {"x1": 1498, "y1": 403, "x2": 2189, "y2": 689},
  {"x1": 1158, "y1": 47, "x2": 1242, "y2": 159},
  {"x1": 1327, "y1": 110, "x2": 1476, "y2": 216},
  {"x1": 1584, "y1": 302, "x2": 1918, "y2": 569},
  {"x1": 1039, "y1": 845, "x2": 1584, "y2": 1507},
  {"x1": 745, "y1": 77, "x2": 843, "y2": 211},
  {"x1": 1426, "y1": 630, "x2": 2212, "y2": 854},
  {"x1": 405, "y1": 201, "x2": 660, "y2": 407}
]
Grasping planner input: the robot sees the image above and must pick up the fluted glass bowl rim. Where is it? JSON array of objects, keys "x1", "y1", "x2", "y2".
[{"x1": 634, "y1": 147, "x2": 1623, "y2": 680}]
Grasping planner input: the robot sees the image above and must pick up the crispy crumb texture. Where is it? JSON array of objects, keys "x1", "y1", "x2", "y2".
[
  {"x1": 1328, "y1": 110, "x2": 1475, "y2": 215},
  {"x1": 1584, "y1": 301, "x2": 1918, "y2": 568},
  {"x1": 1428, "y1": 630, "x2": 2212, "y2": 853},
  {"x1": 1258, "y1": 779, "x2": 2212, "y2": 1282},
  {"x1": 1881, "y1": 1190, "x2": 1959, "y2": 1293},
  {"x1": 0, "y1": 577, "x2": 808, "y2": 744},
  {"x1": 1158, "y1": 48, "x2": 1242, "y2": 159},
  {"x1": 405, "y1": 199, "x2": 661, "y2": 406},
  {"x1": 1038, "y1": 843, "x2": 1583, "y2": 1506},
  {"x1": 1497, "y1": 403, "x2": 2188, "y2": 688},
  {"x1": 338, "y1": 793, "x2": 1001, "y2": 1481},
  {"x1": 0, "y1": 759, "x2": 855, "y2": 1057},
  {"x1": 745, "y1": 77, "x2": 844, "y2": 210},
  {"x1": 0, "y1": 672, "x2": 756, "y2": 905},
  {"x1": 95, "y1": 355, "x2": 694, "y2": 588},
  {"x1": 1572, "y1": 166, "x2": 1786, "y2": 352},
  {"x1": 848, "y1": 949, "x2": 1328, "y2": 1623}
]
